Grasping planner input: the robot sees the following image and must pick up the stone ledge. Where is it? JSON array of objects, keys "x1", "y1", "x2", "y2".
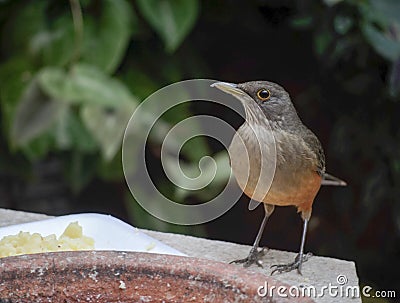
[
  {"x1": 145, "y1": 229, "x2": 360, "y2": 303},
  {"x1": 0, "y1": 208, "x2": 360, "y2": 303}
]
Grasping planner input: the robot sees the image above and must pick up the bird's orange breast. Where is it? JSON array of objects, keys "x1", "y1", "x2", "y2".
[{"x1": 242, "y1": 169, "x2": 322, "y2": 219}]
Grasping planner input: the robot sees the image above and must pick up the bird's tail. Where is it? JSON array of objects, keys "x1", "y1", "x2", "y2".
[{"x1": 322, "y1": 173, "x2": 347, "y2": 186}]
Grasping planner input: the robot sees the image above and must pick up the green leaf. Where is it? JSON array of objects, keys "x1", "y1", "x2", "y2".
[
  {"x1": 31, "y1": 14, "x2": 75, "y2": 67},
  {"x1": 362, "y1": 23, "x2": 400, "y2": 62},
  {"x1": 290, "y1": 16, "x2": 313, "y2": 29},
  {"x1": 11, "y1": 78, "x2": 66, "y2": 147},
  {"x1": 147, "y1": 108, "x2": 210, "y2": 164},
  {"x1": 67, "y1": 64, "x2": 136, "y2": 106},
  {"x1": 122, "y1": 69, "x2": 159, "y2": 101},
  {"x1": 180, "y1": 136, "x2": 210, "y2": 163},
  {"x1": 314, "y1": 31, "x2": 333, "y2": 56},
  {"x1": 334, "y1": 15, "x2": 353, "y2": 35},
  {"x1": 81, "y1": 0, "x2": 134, "y2": 73},
  {"x1": 368, "y1": 0, "x2": 400, "y2": 25},
  {"x1": 38, "y1": 64, "x2": 139, "y2": 107},
  {"x1": 0, "y1": 56, "x2": 34, "y2": 134},
  {"x1": 21, "y1": 132, "x2": 54, "y2": 161},
  {"x1": 137, "y1": 0, "x2": 199, "y2": 52},
  {"x1": 20, "y1": 0, "x2": 133, "y2": 70},
  {"x1": 37, "y1": 67, "x2": 66, "y2": 100},
  {"x1": 1, "y1": 1, "x2": 48, "y2": 57},
  {"x1": 173, "y1": 151, "x2": 231, "y2": 200},
  {"x1": 81, "y1": 102, "x2": 135, "y2": 161},
  {"x1": 54, "y1": 107, "x2": 98, "y2": 152}
]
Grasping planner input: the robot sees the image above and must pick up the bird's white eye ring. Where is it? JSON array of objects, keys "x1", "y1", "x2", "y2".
[{"x1": 257, "y1": 89, "x2": 271, "y2": 101}]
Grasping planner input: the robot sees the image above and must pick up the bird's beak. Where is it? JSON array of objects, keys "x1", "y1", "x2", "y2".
[
  {"x1": 211, "y1": 81, "x2": 267, "y2": 125},
  {"x1": 211, "y1": 82, "x2": 248, "y2": 99}
]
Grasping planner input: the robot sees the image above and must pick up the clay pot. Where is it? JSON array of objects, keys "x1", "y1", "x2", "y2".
[{"x1": 0, "y1": 251, "x2": 314, "y2": 302}]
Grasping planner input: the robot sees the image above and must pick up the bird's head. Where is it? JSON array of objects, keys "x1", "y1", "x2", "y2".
[{"x1": 211, "y1": 81, "x2": 300, "y2": 128}]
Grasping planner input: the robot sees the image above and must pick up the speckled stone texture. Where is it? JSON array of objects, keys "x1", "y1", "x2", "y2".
[
  {"x1": 0, "y1": 251, "x2": 315, "y2": 303},
  {"x1": 0, "y1": 209, "x2": 361, "y2": 303}
]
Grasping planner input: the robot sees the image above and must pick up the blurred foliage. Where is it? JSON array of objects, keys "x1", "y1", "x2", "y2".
[
  {"x1": 0, "y1": 0, "x2": 207, "y2": 194},
  {"x1": 136, "y1": 0, "x2": 199, "y2": 52},
  {"x1": 1, "y1": 0, "x2": 400, "y2": 301},
  {"x1": 290, "y1": 0, "x2": 400, "y2": 300}
]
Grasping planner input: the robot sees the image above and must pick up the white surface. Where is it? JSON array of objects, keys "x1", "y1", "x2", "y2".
[{"x1": 0, "y1": 213, "x2": 185, "y2": 256}]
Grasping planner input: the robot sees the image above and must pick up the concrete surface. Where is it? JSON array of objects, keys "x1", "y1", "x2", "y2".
[{"x1": 0, "y1": 208, "x2": 361, "y2": 303}]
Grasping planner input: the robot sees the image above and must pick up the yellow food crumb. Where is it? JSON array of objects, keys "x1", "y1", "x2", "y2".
[
  {"x1": 145, "y1": 242, "x2": 156, "y2": 251},
  {"x1": 0, "y1": 222, "x2": 95, "y2": 258}
]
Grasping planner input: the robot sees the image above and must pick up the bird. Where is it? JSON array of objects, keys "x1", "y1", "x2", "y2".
[{"x1": 211, "y1": 81, "x2": 346, "y2": 275}]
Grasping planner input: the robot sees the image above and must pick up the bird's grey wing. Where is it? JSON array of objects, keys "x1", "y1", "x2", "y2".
[
  {"x1": 301, "y1": 129, "x2": 345, "y2": 185},
  {"x1": 301, "y1": 127, "x2": 326, "y2": 176}
]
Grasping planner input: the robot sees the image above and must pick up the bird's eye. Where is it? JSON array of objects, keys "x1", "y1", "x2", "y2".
[{"x1": 256, "y1": 89, "x2": 271, "y2": 101}]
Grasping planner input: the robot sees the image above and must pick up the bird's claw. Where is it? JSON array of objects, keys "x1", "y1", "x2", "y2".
[
  {"x1": 230, "y1": 247, "x2": 267, "y2": 268},
  {"x1": 271, "y1": 252, "x2": 313, "y2": 275}
]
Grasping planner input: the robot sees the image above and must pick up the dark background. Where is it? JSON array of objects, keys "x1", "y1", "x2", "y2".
[{"x1": 1, "y1": 1, "x2": 399, "y2": 302}]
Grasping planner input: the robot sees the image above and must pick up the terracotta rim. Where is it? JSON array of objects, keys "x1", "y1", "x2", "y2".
[{"x1": 0, "y1": 251, "x2": 315, "y2": 303}]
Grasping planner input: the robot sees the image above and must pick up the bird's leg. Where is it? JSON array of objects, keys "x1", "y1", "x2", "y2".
[
  {"x1": 230, "y1": 204, "x2": 274, "y2": 268},
  {"x1": 271, "y1": 218, "x2": 312, "y2": 275}
]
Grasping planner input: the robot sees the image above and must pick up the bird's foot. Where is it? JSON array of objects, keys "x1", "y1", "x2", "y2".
[
  {"x1": 230, "y1": 247, "x2": 268, "y2": 268},
  {"x1": 270, "y1": 252, "x2": 312, "y2": 275}
]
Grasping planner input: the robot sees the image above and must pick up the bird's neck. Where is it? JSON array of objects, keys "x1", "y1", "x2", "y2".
[
  {"x1": 262, "y1": 105, "x2": 303, "y2": 133},
  {"x1": 242, "y1": 102, "x2": 270, "y2": 127}
]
